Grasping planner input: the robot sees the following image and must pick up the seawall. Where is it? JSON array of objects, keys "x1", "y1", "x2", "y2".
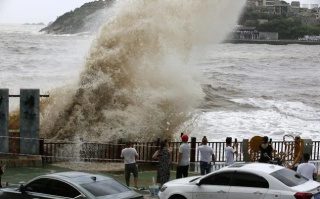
[{"x1": 224, "y1": 39, "x2": 320, "y2": 45}]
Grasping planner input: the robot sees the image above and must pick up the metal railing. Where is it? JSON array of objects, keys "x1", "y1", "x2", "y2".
[{"x1": 41, "y1": 140, "x2": 320, "y2": 164}]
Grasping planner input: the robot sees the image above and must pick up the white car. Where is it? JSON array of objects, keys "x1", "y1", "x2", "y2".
[{"x1": 158, "y1": 163, "x2": 320, "y2": 199}]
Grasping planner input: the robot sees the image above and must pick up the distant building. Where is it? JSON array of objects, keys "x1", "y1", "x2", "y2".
[
  {"x1": 264, "y1": 0, "x2": 276, "y2": 6},
  {"x1": 259, "y1": 32, "x2": 279, "y2": 40},
  {"x1": 274, "y1": 3, "x2": 289, "y2": 14},
  {"x1": 301, "y1": 4, "x2": 309, "y2": 9},
  {"x1": 288, "y1": 5, "x2": 300, "y2": 15},
  {"x1": 231, "y1": 26, "x2": 259, "y2": 40},
  {"x1": 310, "y1": 4, "x2": 319, "y2": 9},
  {"x1": 291, "y1": 1, "x2": 300, "y2": 7},
  {"x1": 247, "y1": 0, "x2": 264, "y2": 6},
  {"x1": 315, "y1": 8, "x2": 320, "y2": 20}
]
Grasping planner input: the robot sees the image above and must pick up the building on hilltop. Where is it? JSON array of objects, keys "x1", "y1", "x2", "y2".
[
  {"x1": 316, "y1": 8, "x2": 320, "y2": 19},
  {"x1": 291, "y1": 1, "x2": 300, "y2": 7},
  {"x1": 264, "y1": 0, "x2": 276, "y2": 6}
]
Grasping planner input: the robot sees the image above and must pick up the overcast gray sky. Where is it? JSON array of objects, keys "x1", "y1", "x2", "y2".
[
  {"x1": 0, "y1": 0, "x2": 319, "y2": 24},
  {"x1": 0, "y1": 0, "x2": 93, "y2": 24}
]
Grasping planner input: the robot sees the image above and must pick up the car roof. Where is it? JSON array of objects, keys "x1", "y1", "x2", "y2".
[
  {"x1": 41, "y1": 171, "x2": 113, "y2": 184},
  {"x1": 222, "y1": 162, "x2": 284, "y2": 174}
]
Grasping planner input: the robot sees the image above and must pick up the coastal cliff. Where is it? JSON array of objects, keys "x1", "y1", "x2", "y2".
[{"x1": 40, "y1": 1, "x2": 108, "y2": 34}]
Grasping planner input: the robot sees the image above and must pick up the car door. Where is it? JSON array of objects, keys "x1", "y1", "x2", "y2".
[
  {"x1": 192, "y1": 171, "x2": 233, "y2": 199},
  {"x1": 21, "y1": 178, "x2": 82, "y2": 199},
  {"x1": 4, "y1": 178, "x2": 50, "y2": 199},
  {"x1": 228, "y1": 172, "x2": 269, "y2": 199}
]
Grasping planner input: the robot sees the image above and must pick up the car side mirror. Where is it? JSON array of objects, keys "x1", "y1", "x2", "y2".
[{"x1": 19, "y1": 184, "x2": 25, "y2": 193}]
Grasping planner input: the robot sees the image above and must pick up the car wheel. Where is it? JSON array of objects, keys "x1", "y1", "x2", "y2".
[{"x1": 169, "y1": 195, "x2": 186, "y2": 199}]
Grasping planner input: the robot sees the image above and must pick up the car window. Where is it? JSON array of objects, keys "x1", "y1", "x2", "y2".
[
  {"x1": 80, "y1": 179, "x2": 131, "y2": 197},
  {"x1": 270, "y1": 168, "x2": 308, "y2": 187},
  {"x1": 46, "y1": 179, "x2": 81, "y2": 198},
  {"x1": 200, "y1": 172, "x2": 233, "y2": 186},
  {"x1": 231, "y1": 172, "x2": 269, "y2": 188},
  {"x1": 25, "y1": 178, "x2": 49, "y2": 193}
]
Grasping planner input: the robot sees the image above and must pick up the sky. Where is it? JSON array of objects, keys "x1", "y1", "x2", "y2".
[
  {"x1": 0, "y1": 0, "x2": 319, "y2": 24},
  {"x1": 0, "y1": 0, "x2": 93, "y2": 24}
]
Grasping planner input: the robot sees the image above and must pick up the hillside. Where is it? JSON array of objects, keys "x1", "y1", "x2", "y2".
[{"x1": 40, "y1": 1, "x2": 109, "y2": 34}]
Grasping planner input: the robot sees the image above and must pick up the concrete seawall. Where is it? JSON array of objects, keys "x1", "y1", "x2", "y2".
[{"x1": 224, "y1": 39, "x2": 320, "y2": 45}]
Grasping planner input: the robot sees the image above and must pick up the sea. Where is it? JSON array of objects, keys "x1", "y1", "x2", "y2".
[{"x1": 0, "y1": 0, "x2": 319, "y2": 143}]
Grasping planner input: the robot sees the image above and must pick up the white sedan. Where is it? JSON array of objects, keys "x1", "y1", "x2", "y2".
[{"x1": 158, "y1": 163, "x2": 320, "y2": 199}]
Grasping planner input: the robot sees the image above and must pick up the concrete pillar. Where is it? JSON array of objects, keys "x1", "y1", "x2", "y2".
[
  {"x1": 20, "y1": 89, "x2": 39, "y2": 155},
  {"x1": 0, "y1": 89, "x2": 9, "y2": 154}
]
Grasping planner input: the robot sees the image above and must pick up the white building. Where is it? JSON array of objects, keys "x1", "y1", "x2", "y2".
[
  {"x1": 310, "y1": 4, "x2": 319, "y2": 9},
  {"x1": 301, "y1": 4, "x2": 309, "y2": 8}
]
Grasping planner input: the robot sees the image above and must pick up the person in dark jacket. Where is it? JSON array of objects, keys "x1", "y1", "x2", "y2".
[{"x1": 259, "y1": 136, "x2": 273, "y2": 163}]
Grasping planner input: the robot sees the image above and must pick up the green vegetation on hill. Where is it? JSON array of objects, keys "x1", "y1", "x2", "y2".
[
  {"x1": 258, "y1": 18, "x2": 320, "y2": 39},
  {"x1": 40, "y1": 0, "x2": 108, "y2": 34}
]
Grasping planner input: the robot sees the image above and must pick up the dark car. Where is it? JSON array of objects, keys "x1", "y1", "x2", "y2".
[{"x1": 0, "y1": 171, "x2": 144, "y2": 199}]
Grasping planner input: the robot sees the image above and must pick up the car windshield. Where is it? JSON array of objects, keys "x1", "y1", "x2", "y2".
[
  {"x1": 270, "y1": 168, "x2": 309, "y2": 187},
  {"x1": 80, "y1": 179, "x2": 131, "y2": 197}
]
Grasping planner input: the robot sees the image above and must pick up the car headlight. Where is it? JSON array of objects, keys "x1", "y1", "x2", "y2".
[{"x1": 160, "y1": 186, "x2": 167, "y2": 192}]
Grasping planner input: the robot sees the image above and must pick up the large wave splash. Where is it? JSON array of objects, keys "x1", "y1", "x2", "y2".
[{"x1": 39, "y1": 0, "x2": 246, "y2": 142}]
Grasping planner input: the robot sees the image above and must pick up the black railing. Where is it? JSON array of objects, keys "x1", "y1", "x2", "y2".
[{"x1": 42, "y1": 140, "x2": 320, "y2": 164}]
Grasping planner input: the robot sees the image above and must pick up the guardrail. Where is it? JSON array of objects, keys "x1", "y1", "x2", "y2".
[{"x1": 41, "y1": 140, "x2": 320, "y2": 163}]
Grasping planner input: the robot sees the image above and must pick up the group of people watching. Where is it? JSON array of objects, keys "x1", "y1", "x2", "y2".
[
  {"x1": 0, "y1": 135, "x2": 317, "y2": 189},
  {"x1": 120, "y1": 134, "x2": 317, "y2": 190}
]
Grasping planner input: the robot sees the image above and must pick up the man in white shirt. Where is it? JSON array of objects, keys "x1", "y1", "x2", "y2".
[
  {"x1": 198, "y1": 136, "x2": 215, "y2": 175},
  {"x1": 225, "y1": 137, "x2": 238, "y2": 166},
  {"x1": 297, "y1": 153, "x2": 317, "y2": 180},
  {"x1": 176, "y1": 134, "x2": 190, "y2": 179},
  {"x1": 121, "y1": 142, "x2": 139, "y2": 188}
]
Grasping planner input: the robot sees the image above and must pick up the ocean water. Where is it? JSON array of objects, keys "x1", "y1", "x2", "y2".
[{"x1": 1, "y1": 0, "x2": 319, "y2": 142}]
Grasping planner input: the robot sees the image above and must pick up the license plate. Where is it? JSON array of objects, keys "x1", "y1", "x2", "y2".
[{"x1": 315, "y1": 193, "x2": 320, "y2": 199}]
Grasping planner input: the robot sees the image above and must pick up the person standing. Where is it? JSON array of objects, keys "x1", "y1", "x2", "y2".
[
  {"x1": 297, "y1": 153, "x2": 317, "y2": 180},
  {"x1": 176, "y1": 134, "x2": 190, "y2": 179},
  {"x1": 121, "y1": 141, "x2": 139, "y2": 188},
  {"x1": 225, "y1": 137, "x2": 238, "y2": 166},
  {"x1": 258, "y1": 136, "x2": 273, "y2": 163},
  {"x1": 152, "y1": 140, "x2": 170, "y2": 187},
  {"x1": 0, "y1": 164, "x2": 5, "y2": 188},
  {"x1": 198, "y1": 136, "x2": 215, "y2": 175}
]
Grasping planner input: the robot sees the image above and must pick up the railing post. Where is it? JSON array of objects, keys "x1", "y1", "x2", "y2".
[
  {"x1": 116, "y1": 139, "x2": 123, "y2": 162},
  {"x1": 190, "y1": 137, "x2": 196, "y2": 162},
  {"x1": 39, "y1": 138, "x2": 44, "y2": 155},
  {"x1": 242, "y1": 139, "x2": 250, "y2": 162},
  {"x1": 0, "y1": 89, "x2": 9, "y2": 155}
]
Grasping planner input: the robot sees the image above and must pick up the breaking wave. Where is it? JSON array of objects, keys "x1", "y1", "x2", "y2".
[{"x1": 36, "y1": 0, "x2": 246, "y2": 142}]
